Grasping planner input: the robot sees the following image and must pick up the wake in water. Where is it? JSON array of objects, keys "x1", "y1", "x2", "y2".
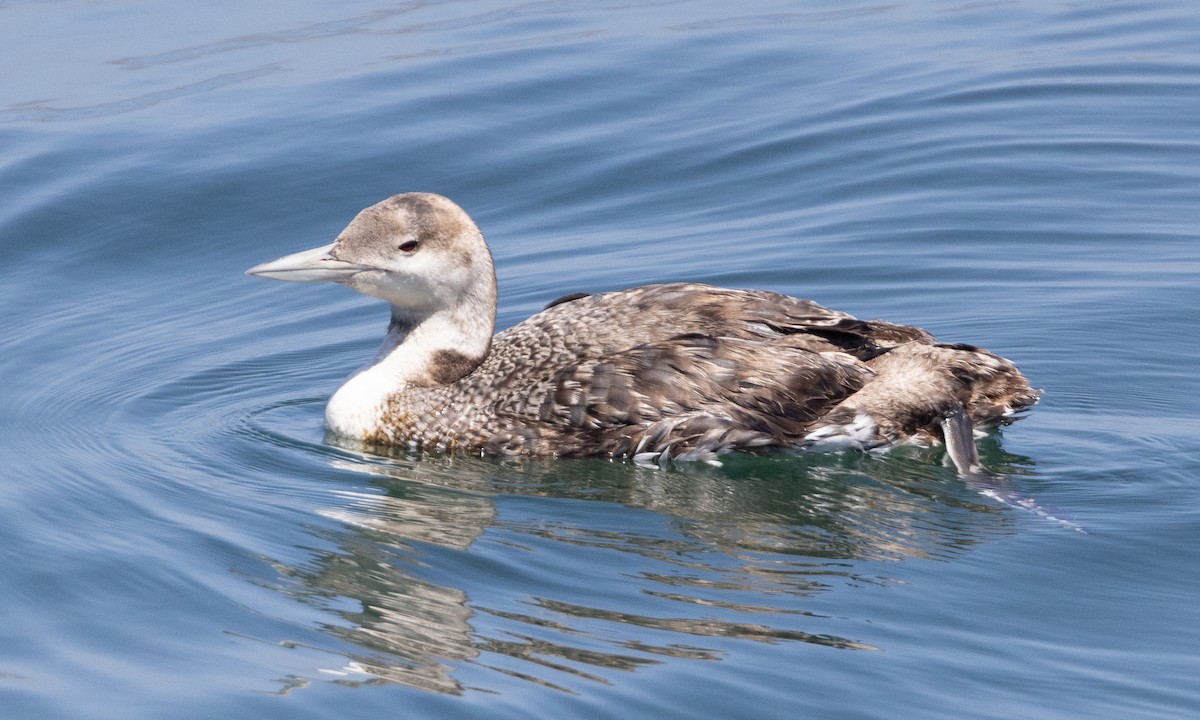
[{"x1": 962, "y1": 472, "x2": 1085, "y2": 533}]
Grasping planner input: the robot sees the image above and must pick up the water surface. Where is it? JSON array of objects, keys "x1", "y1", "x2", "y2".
[{"x1": 2, "y1": 1, "x2": 1199, "y2": 718}]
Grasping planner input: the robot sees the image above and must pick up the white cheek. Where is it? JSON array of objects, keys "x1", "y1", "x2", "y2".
[
  {"x1": 344, "y1": 266, "x2": 438, "y2": 308},
  {"x1": 342, "y1": 270, "x2": 393, "y2": 300},
  {"x1": 425, "y1": 264, "x2": 471, "y2": 303},
  {"x1": 362, "y1": 255, "x2": 471, "y2": 308}
]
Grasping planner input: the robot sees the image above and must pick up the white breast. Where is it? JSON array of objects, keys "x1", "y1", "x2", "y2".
[{"x1": 325, "y1": 364, "x2": 392, "y2": 438}]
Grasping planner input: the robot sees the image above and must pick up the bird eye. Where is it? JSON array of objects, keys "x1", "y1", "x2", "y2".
[{"x1": 398, "y1": 240, "x2": 419, "y2": 252}]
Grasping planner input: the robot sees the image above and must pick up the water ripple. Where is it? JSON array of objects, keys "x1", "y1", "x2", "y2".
[
  {"x1": 3, "y1": 66, "x2": 284, "y2": 123},
  {"x1": 5, "y1": 0, "x2": 1200, "y2": 715}
]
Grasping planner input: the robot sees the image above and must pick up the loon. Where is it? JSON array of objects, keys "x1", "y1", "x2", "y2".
[{"x1": 247, "y1": 193, "x2": 1038, "y2": 470}]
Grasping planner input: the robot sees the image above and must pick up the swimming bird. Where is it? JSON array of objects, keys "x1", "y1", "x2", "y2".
[{"x1": 247, "y1": 193, "x2": 1038, "y2": 470}]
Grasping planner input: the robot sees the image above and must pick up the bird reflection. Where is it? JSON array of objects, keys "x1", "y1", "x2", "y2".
[{"x1": 263, "y1": 438, "x2": 1036, "y2": 694}]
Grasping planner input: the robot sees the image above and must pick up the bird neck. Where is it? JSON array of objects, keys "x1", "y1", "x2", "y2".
[{"x1": 325, "y1": 300, "x2": 493, "y2": 439}]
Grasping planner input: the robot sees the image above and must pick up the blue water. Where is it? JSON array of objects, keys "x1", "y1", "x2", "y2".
[{"x1": 3, "y1": 1, "x2": 1199, "y2": 717}]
